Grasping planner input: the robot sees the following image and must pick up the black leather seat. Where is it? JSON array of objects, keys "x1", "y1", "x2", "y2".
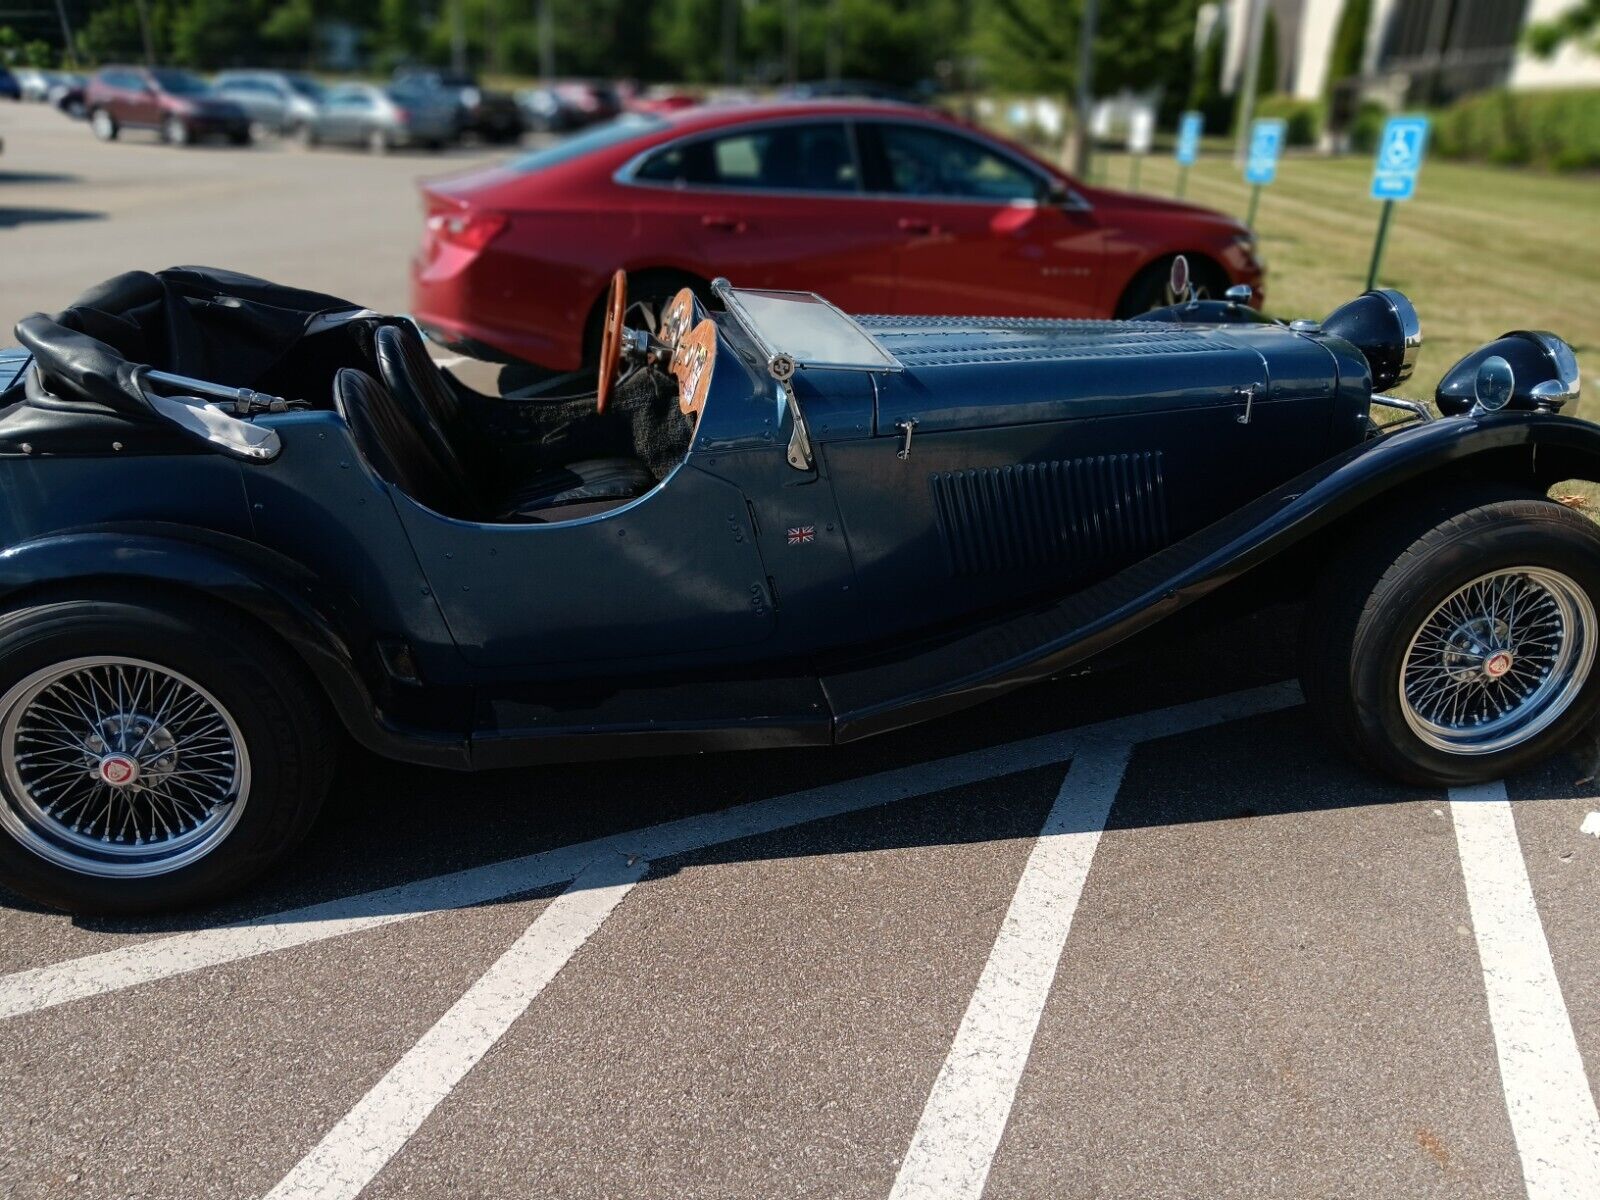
[
  {"x1": 372, "y1": 322, "x2": 653, "y2": 512},
  {"x1": 333, "y1": 368, "x2": 654, "y2": 522}
]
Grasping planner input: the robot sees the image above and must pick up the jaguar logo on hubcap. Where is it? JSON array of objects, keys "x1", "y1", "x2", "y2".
[
  {"x1": 98, "y1": 755, "x2": 139, "y2": 787},
  {"x1": 1484, "y1": 651, "x2": 1514, "y2": 679}
]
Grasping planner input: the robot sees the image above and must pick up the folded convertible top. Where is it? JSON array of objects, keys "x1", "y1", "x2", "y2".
[{"x1": 4, "y1": 266, "x2": 381, "y2": 457}]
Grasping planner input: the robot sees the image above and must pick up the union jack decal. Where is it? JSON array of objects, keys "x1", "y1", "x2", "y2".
[{"x1": 786, "y1": 525, "x2": 816, "y2": 545}]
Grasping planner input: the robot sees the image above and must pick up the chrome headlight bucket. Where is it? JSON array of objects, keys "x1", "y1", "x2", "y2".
[{"x1": 1321, "y1": 289, "x2": 1421, "y2": 393}]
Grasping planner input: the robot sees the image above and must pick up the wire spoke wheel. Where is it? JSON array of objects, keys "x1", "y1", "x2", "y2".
[
  {"x1": 1400, "y1": 568, "x2": 1596, "y2": 756},
  {"x1": 0, "y1": 656, "x2": 250, "y2": 878}
]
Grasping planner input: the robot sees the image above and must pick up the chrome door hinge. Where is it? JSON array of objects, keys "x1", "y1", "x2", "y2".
[{"x1": 895, "y1": 417, "x2": 918, "y2": 460}]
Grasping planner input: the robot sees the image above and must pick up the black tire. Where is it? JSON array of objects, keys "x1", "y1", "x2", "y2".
[
  {"x1": 89, "y1": 107, "x2": 118, "y2": 141},
  {"x1": 1114, "y1": 254, "x2": 1227, "y2": 317},
  {"x1": 0, "y1": 591, "x2": 337, "y2": 914},
  {"x1": 231, "y1": 128, "x2": 254, "y2": 147},
  {"x1": 1301, "y1": 485, "x2": 1600, "y2": 786},
  {"x1": 580, "y1": 269, "x2": 711, "y2": 362}
]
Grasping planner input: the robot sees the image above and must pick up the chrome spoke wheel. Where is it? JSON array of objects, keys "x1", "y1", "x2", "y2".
[
  {"x1": 1400, "y1": 568, "x2": 1596, "y2": 755},
  {"x1": 0, "y1": 657, "x2": 249, "y2": 878}
]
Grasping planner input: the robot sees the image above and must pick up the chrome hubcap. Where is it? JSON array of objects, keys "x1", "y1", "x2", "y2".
[
  {"x1": 1400, "y1": 568, "x2": 1595, "y2": 755},
  {"x1": 0, "y1": 657, "x2": 249, "y2": 878}
]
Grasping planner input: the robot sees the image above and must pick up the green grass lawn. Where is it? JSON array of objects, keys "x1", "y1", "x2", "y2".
[{"x1": 1094, "y1": 150, "x2": 1600, "y2": 413}]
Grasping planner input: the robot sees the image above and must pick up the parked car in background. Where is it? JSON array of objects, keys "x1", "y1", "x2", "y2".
[
  {"x1": 0, "y1": 67, "x2": 19, "y2": 101},
  {"x1": 411, "y1": 102, "x2": 1266, "y2": 371},
  {"x1": 50, "y1": 73, "x2": 86, "y2": 118},
  {"x1": 517, "y1": 79, "x2": 623, "y2": 132},
  {"x1": 625, "y1": 86, "x2": 700, "y2": 116},
  {"x1": 213, "y1": 70, "x2": 326, "y2": 137},
  {"x1": 86, "y1": 67, "x2": 250, "y2": 145},
  {"x1": 14, "y1": 68, "x2": 53, "y2": 102},
  {"x1": 392, "y1": 68, "x2": 522, "y2": 143},
  {"x1": 300, "y1": 82, "x2": 457, "y2": 153}
]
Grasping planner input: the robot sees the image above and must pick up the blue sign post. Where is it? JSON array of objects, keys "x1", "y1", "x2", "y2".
[
  {"x1": 1242, "y1": 117, "x2": 1285, "y2": 229},
  {"x1": 1366, "y1": 115, "x2": 1430, "y2": 289},
  {"x1": 1174, "y1": 111, "x2": 1202, "y2": 198}
]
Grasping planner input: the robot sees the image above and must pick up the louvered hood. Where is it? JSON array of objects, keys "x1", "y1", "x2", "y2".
[{"x1": 856, "y1": 315, "x2": 1338, "y2": 433}]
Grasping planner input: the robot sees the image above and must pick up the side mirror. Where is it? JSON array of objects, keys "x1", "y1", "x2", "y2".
[
  {"x1": 1224, "y1": 284, "x2": 1253, "y2": 305},
  {"x1": 1167, "y1": 254, "x2": 1192, "y2": 305},
  {"x1": 1040, "y1": 179, "x2": 1070, "y2": 207}
]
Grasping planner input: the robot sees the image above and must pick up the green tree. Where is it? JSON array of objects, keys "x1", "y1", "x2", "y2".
[
  {"x1": 975, "y1": 0, "x2": 1199, "y2": 152},
  {"x1": 1527, "y1": 0, "x2": 1600, "y2": 57},
  {"x1": 1325, "y1": 0, "x2": 1369, "y2": 90}
]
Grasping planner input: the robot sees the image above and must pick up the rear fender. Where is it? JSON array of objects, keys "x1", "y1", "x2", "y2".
[{"x1": 0, "y1": 525, "x2": 469, "y2": 768}]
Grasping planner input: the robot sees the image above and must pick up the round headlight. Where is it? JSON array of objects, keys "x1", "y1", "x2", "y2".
[
  {"x1": 1320, "y1": 289, "x2": 1421, "y2": 393},
  {"x1": 1473, "y1": 355, "x2": 1514, "y2": 413}
]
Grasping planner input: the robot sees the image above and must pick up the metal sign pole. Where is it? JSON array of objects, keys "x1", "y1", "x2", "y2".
[
  {"x1": 1129, "y1": 154, "x2": 1141, "y2": 192},
  {"x1": 1245, "y1": 184, "x2": 1262, "y2": 229},
  {"x1": 1366, "y1": 199, "x2": 1395, "y2": 291},
  {"x1": 1175, "y1": 163, "x2": 1189, "y2": 198}
]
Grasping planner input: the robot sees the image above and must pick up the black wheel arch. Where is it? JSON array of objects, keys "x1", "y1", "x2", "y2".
[
  {"x1": 0, "y1": 527, "x2": 470, "y2": 770},
  {"x1": 1116, "y1": 251, "x2": 1231, "y2": 316},
  {"x1": 580, "y1": 267, "x2": 714, "y2": 362}
]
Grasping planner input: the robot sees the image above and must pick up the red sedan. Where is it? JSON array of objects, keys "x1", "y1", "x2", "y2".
[{"x1": 412, "y1": 101, "x2": 1266, "y2": 370}]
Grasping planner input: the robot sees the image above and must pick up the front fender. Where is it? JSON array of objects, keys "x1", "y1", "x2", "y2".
[
  {"x1": 822, "y1": 412, "x2": 1600, "y2": 741},
  {"x1": 0, "y1": 524, "x2": 469, "y2": 768}
]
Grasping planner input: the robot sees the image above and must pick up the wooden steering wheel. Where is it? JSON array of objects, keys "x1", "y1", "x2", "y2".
[{"x1": 595, "y1": 268, "x2": 627, "y2": 415}]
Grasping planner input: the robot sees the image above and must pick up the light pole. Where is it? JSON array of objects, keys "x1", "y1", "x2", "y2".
[
  {"x1": 51, "y1": 0, "x2": 78, "y2": 67},
  {"x1": 722, "y1": 0, "x2": 738, "y2": 85},
  {"x1": 1072, "y1": 0, "x2": 1098, "y2": 178},
  {"x1": 1232, "y1": 0, "x2": 1268, "y2": 164},
  {"x1": 539, "y1": 0, "x2": 555, "y2": 82},
  {"x1": 450, "y1": 0, "x2": 468, "y2": 75}
]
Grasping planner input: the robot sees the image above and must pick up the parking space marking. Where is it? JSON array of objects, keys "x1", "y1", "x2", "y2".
[
  {"x1": 0, "y1": 682, "x2": 1299, "y2": 1023},
  {"x1": 1450, "y1": 782, "x2": 1600, "y2": 1200},
  {"x1": 264, "y1": 852, "x2": 647, "y2": 1200},
  {"x1": 889, "y1": 743, "x2": 1130, "y2": 1200}
]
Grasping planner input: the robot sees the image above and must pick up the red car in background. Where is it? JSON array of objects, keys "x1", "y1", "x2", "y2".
[
  {"x1": 412, "y1": 102, "x2": 1266, "y2": 370},
  {"x1": 86, "y1": 66, "x2": 251, "y2": 146}
]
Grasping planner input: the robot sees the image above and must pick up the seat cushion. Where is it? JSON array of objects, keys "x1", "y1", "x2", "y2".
[{"x1": 496, "y1": 457, "x2": 655, "y2": 518}]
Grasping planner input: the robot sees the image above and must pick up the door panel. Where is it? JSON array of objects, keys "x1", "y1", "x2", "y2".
[
  {"x1": 393, "y1": 465, "x2": 775, "y2": 668},
  {"x1": 625, "y1": 121, "x2": 897, "y2": 311},
  {"x1": 861, "y1": 122, "x2": 1107, "y2": 318}
]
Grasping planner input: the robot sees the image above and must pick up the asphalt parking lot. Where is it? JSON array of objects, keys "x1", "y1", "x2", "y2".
[
  {"x1": 0, "y1": 101, "x2": 508, "y2": 336},
  {"x1": 4, "y1": 96, "x2": 1600, "y2": 1200}
]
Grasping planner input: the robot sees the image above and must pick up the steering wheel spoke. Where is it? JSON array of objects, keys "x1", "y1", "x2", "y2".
[{"x1": 595, "y1": 268, "x2": 628, "y2": 415}]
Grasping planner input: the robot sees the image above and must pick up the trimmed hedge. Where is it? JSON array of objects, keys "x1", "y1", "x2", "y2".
[
  {"x1": 1432, "y1": 87, "x2": 1600, "y2": 171},
  {"x1": 1255, "y1": 94, "x2": 1324, "y2": 146}
]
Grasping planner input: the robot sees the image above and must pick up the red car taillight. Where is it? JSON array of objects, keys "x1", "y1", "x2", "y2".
[{"x1": 427, "y1": 210, "x2": 508, "y2": 253}]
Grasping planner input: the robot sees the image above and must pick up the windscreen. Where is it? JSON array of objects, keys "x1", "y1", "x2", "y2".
[{"x1": 720, "y1": 288, "x2": 901, "y2": 373}]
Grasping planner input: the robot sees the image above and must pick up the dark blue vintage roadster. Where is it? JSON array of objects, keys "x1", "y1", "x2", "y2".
[{"x1": 0, "y1": 263, "x2": 1592, "y2": 912}]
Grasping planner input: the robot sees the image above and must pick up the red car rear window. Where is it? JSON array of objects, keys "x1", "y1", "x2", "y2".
[{"x1": 507, "y1": 114, "x2": 666, "y2": 174}]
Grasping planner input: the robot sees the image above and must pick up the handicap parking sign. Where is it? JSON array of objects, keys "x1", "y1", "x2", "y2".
[
  {"x1": 1244, "y1": 119, "x2": 1285, "y2": 185},
  {"x1": 1176, "y1": 112, "x2": 1202, "y2": 166},
  {"x1": 1371, "y1": 115, "x2": 1429, "y2": 201}
]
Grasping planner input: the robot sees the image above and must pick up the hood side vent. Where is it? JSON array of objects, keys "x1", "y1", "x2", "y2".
[{"x1": 931, "y1": 453, "x2": 1168, "y2": 578}]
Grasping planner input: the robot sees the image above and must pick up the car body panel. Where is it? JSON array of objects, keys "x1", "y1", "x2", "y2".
[
  {"x1": 410, "y1": 102, "x2": 1266, "y2": 370},
  {"x1": 6, "y1": 271, "x2": 1596, "y2": 772}
]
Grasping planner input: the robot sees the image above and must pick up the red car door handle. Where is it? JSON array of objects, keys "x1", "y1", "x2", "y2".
[
  {"x1": 898, "y1": 217, "x2": 935, "y2": 234},
  {"x1": 700, "y1": 214, "x2": 746, "y2": 232}
]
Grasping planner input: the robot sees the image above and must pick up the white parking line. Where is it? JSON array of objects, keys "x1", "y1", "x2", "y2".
[
  {"x1": 263, "y1": 852, "x2": 647, "y2": 1200},
  {"x1": 1449, "y1": 782, "x2": 1600, "y2": 1200},
  {"x1": 0, "y1": 682, "x2": 1300, "y2": 1022},
  {"x1": 889, "y1": 743, "x2": 1130, "y2": 1200}
]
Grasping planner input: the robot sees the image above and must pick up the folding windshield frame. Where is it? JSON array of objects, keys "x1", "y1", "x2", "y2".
[{"x1": 711, "y1": 279, "x2": 902, "y2": 382}]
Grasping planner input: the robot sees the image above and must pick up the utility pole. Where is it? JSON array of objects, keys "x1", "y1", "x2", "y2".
[
  {"x1": 785, "y1": 0, "x2": 800, "y2": 87},
  {"x1": 1232, "y1": 0, "x2": 1268, "y2": 164},
  {"x1": 51, "y1": 0, "x2": 77, "y2": 67},
  {"x1": 539, "y1": 0, "x2": 555, "y2": 82},
  {"x1": 450, "y1": 0, "x2": 468, "y2": 75},
  {"x1": 132, "y1": 0, "x2": 155, "y2": 65},
  {"x1": 722, "y1": 0, "x2": 738, "y2": 85},
  {"x1": 1071, "y1": 0, "x2": 1099, "y2": 177},
  {"x1": 825, "y1": 0, "x2": 841, "y2": 82}
]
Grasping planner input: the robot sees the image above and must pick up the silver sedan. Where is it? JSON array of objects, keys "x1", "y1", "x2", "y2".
[{"x1": 300, "y1": 83, "x2": 457, "y2": 153}]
